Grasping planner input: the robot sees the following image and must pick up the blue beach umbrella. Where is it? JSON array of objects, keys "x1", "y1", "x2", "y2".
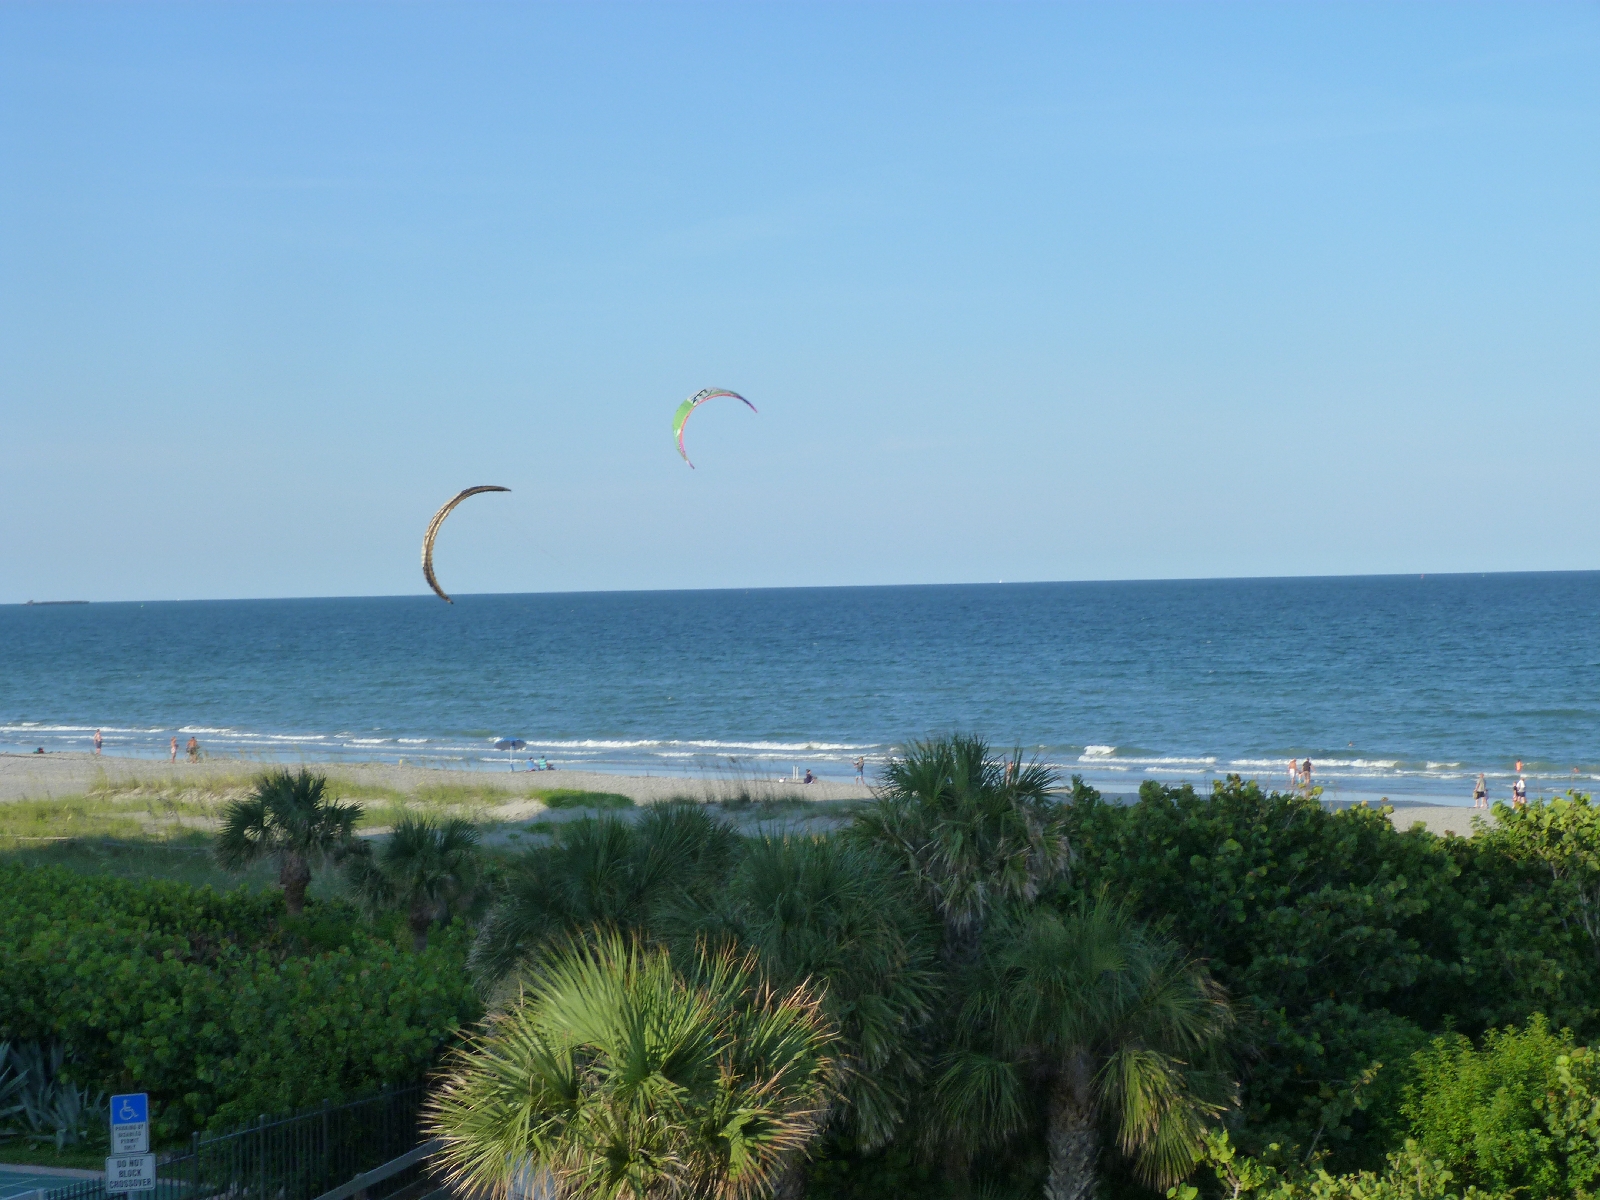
[{"x1": 492, "y1": 737, "x2": 526, "y2": 770}]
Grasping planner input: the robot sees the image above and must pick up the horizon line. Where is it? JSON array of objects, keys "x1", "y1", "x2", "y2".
[{"x1": 8, "y1": 567, "x2": 1599, "y2": 607}]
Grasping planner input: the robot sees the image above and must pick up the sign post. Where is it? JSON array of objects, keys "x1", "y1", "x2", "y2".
[{"x1": 108, "y1": 1093, "x2": 153, "y2": 1195}]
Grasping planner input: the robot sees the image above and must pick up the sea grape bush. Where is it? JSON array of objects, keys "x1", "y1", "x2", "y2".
[
  {"x1": 1057, "y1": 778, "x2": 1600, "y2": 1172},
  {"x1": 0, "y1": 864, "x2": 481, "y2": 1135}
]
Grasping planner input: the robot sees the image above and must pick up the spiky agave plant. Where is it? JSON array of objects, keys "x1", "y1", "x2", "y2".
[{"x1": 429, "y1": 932, "x2": 837, "y2": 1200}]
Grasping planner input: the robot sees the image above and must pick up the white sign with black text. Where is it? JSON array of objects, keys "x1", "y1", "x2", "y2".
[{"x1": 105, "y1": 1153, "x2": 157, "y2": 1193}]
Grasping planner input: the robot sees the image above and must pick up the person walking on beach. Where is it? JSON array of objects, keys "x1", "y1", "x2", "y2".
[
  {"x1": 1302, "y1": 758, "x2": 1314, "y2": 791},
  {"x1": 853, "y1": 756, "x2": 865, "y2": 784},
  {"x1": 169, "y1": 736, "x2": 178, "y2": 763},
  {"x1": 1513, "y1": 776, "x2": 1527, "y2": 809},
  {"x1": 1473, "y1": 773, "x2": 1488, "y2": 809},
  {"x1": 93, "y1": 729, "x2": 102, "y2": 755},
  {"x1": 1289, "y1": 759, "x2": 1300, "y2": 790},
  {"x1": 186, "y1": 736, "x2": 199, "y2": 763}
]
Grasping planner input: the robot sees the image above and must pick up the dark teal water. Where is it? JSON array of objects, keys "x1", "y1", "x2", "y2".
[{"x1": 3, "y1": 574, "x2": 1597, "y2": 802}]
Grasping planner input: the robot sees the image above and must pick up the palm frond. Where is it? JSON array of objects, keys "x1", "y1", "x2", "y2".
[
  {"x1": 429, "y1": 932, "x2": 835, "y2": 1200},
  {"x1": 214, "y1": 796, "x2": 272, "y2": 870}
]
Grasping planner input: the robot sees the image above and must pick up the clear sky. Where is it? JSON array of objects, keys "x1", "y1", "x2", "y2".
[{"x1": 2, "y1": 3, "x2": 1596, "y2": 603}]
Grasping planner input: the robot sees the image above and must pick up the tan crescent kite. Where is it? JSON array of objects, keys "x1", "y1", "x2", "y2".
[{"x1": 421, "y1": 486, "x2": 510, "y2": 603}]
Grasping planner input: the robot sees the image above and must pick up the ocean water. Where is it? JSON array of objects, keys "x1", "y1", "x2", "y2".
[{"x1": 2, "y1": 574, "x2": 1598, "y2": 804}]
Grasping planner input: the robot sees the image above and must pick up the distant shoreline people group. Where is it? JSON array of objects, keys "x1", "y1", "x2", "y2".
[{"x1": 1286, "y1": 757, "x2": 1314, "y2": 792}]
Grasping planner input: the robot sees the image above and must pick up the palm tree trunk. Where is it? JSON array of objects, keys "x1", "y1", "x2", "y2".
[
  {"x1": 409, "y1": 903, "x2": 433, "y2": 953},
  {"x1": 279, "y1": 853, "x2": 311, "y2": 916},
  {"x1": 770, "y1": 1159, "x2": 808, "y2": 1200},
  {"x1": 1044, "y1": 1056, "x2": 1099, "y2": 1200},
  {"x1": 941, "y1": 1143, "x2": 972, "y2": 1200}
]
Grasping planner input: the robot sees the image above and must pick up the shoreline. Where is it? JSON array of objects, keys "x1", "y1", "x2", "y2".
[{"x1": 1, "y1": 751, "x2": 1492, "y2": 837}]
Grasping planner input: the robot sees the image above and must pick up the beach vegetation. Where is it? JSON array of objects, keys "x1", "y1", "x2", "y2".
[
  {"x1": 932, "y1": 897, "x2": 1234, "y2": 1200},
  {"x1": 0, "y1": 862, "x2": 480, "y2": 1135},
  {"x1": 1400, "y1": 1015, "x2": 1600, "y2": 1199},
  {"x1": 851, "y1": 734, "x2": 1071, "y2": 963},
  {"x1": 428, "y1": 933, "x2": 836, "y2": 1200},
  {"x1": 661, "y1": 833, "x2": 943, "y2": 1153},
  {"x1": 14, "y1": 741, "x2": 1600, "y2": 1197},
  {"x1": 0, "y1": 1041, "x2": 106, "y2": 1153},
  {"x1": 215, "y1": 769, "x2": 364, "y2": 915},
  {"x1": 345, "y1": 815, "x2": 485, "y2": 951},
  {"x1": 470, "y1": 804, "x2": 739, "y2": 989},
  {"x1": 535, "y1": 787, "x2": 635, "y2": 810}
]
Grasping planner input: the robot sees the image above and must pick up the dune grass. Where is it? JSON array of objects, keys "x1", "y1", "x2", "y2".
[
  {"x1": 535, "y1": 788, "x2": 635, "y2": 810},
  {"x1": 0, "y1": 769, "x2": 863, "y2": 888}
]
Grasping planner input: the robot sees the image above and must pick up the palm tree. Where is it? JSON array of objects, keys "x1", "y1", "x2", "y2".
[
  {"x1": 346, "y1": 815, "x2": 482, "y2": 951},
  {"x1": 666, "y1": 833, "x2": 943, "y2": 1156},
  {"x1": 215, "y1": 769, "x2": 363, "y2": 915},
  {"x1": 851, "y1": 734, "x2": 1070, "y2": 964},
  {"x1": 471, "y1": 803, "x2": 739, "y2": 988},
  {"x1": 938, "y1": 897, "x2": 1234, "y2": 1200},
  {"x1": 428, "y1": 932, "x2": 837, "y2": 1200}
]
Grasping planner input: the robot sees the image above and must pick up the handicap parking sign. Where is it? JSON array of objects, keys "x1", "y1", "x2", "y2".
[{"x1": 110, "y1": 1093, "x2": 149, "y2": 1155}]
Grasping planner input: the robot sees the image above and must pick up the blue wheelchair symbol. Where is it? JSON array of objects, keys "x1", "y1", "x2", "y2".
[{"x1": 111, "y1": 1093, "x2": 148, "y2": 1125}]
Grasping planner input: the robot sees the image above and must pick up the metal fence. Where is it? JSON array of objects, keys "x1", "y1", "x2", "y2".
[{"x1": 43, "y1": 1086, "x2": 429, "y2": 1200}]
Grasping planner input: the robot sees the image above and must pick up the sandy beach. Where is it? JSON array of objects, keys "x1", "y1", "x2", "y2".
[
  {"x1": 0, "y1": 751, "x2": 876, "y2": 806},
  {"x1": 0, "y1": 752, "x2": 1494, "y2": 837}
]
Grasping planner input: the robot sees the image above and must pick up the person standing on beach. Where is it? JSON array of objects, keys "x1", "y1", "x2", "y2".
[
  {"x1": 1473, "y1": 773, "x2": 1488, "y2": 809},
  {"x1": 1302, "y1": 758, "x2": 1314, "y2": 791},
  {"x1": 93, "y1": 729, "x2": 102, "y2": 755},
  {"x1": 186, "y1": 736, "x2": 199, "y2": 763},
  {"x1": 854, "y1": 756, "x2": 865, "y2": 784},
  {"x1": 1289, "y1": 759, "x2": 1300, "y2": 790},
  {"x1": 1513, "y1": 776, "x2": 1527, "y2": 808},
  {"x1": 169, "y1": 736, "x2": 178, "y2": 763}
]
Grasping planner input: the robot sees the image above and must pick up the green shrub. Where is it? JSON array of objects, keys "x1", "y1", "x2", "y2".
[
  {"x1": 0, "y1": 864, "x2": 482, "y2": 1136},
  {"x1": 1059, "y1": 778, "x2": 1599, "y2": 1169},
  {"x1": 1174, "y1": 1130, "x2": 1504, "y2": 1199},
  {"x1": 1402, "y1": 1016, "x2": 1600, "y2": 1200}
]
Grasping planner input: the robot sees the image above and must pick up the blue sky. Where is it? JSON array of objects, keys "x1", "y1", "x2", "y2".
[{"x1": 2, "y1": 2, "x2": 1596, "y2": 602}]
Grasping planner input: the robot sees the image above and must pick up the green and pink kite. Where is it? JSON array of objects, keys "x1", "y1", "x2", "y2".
[{"x1": 673, "y1": 387, "x2": 757, "y2": 468}]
